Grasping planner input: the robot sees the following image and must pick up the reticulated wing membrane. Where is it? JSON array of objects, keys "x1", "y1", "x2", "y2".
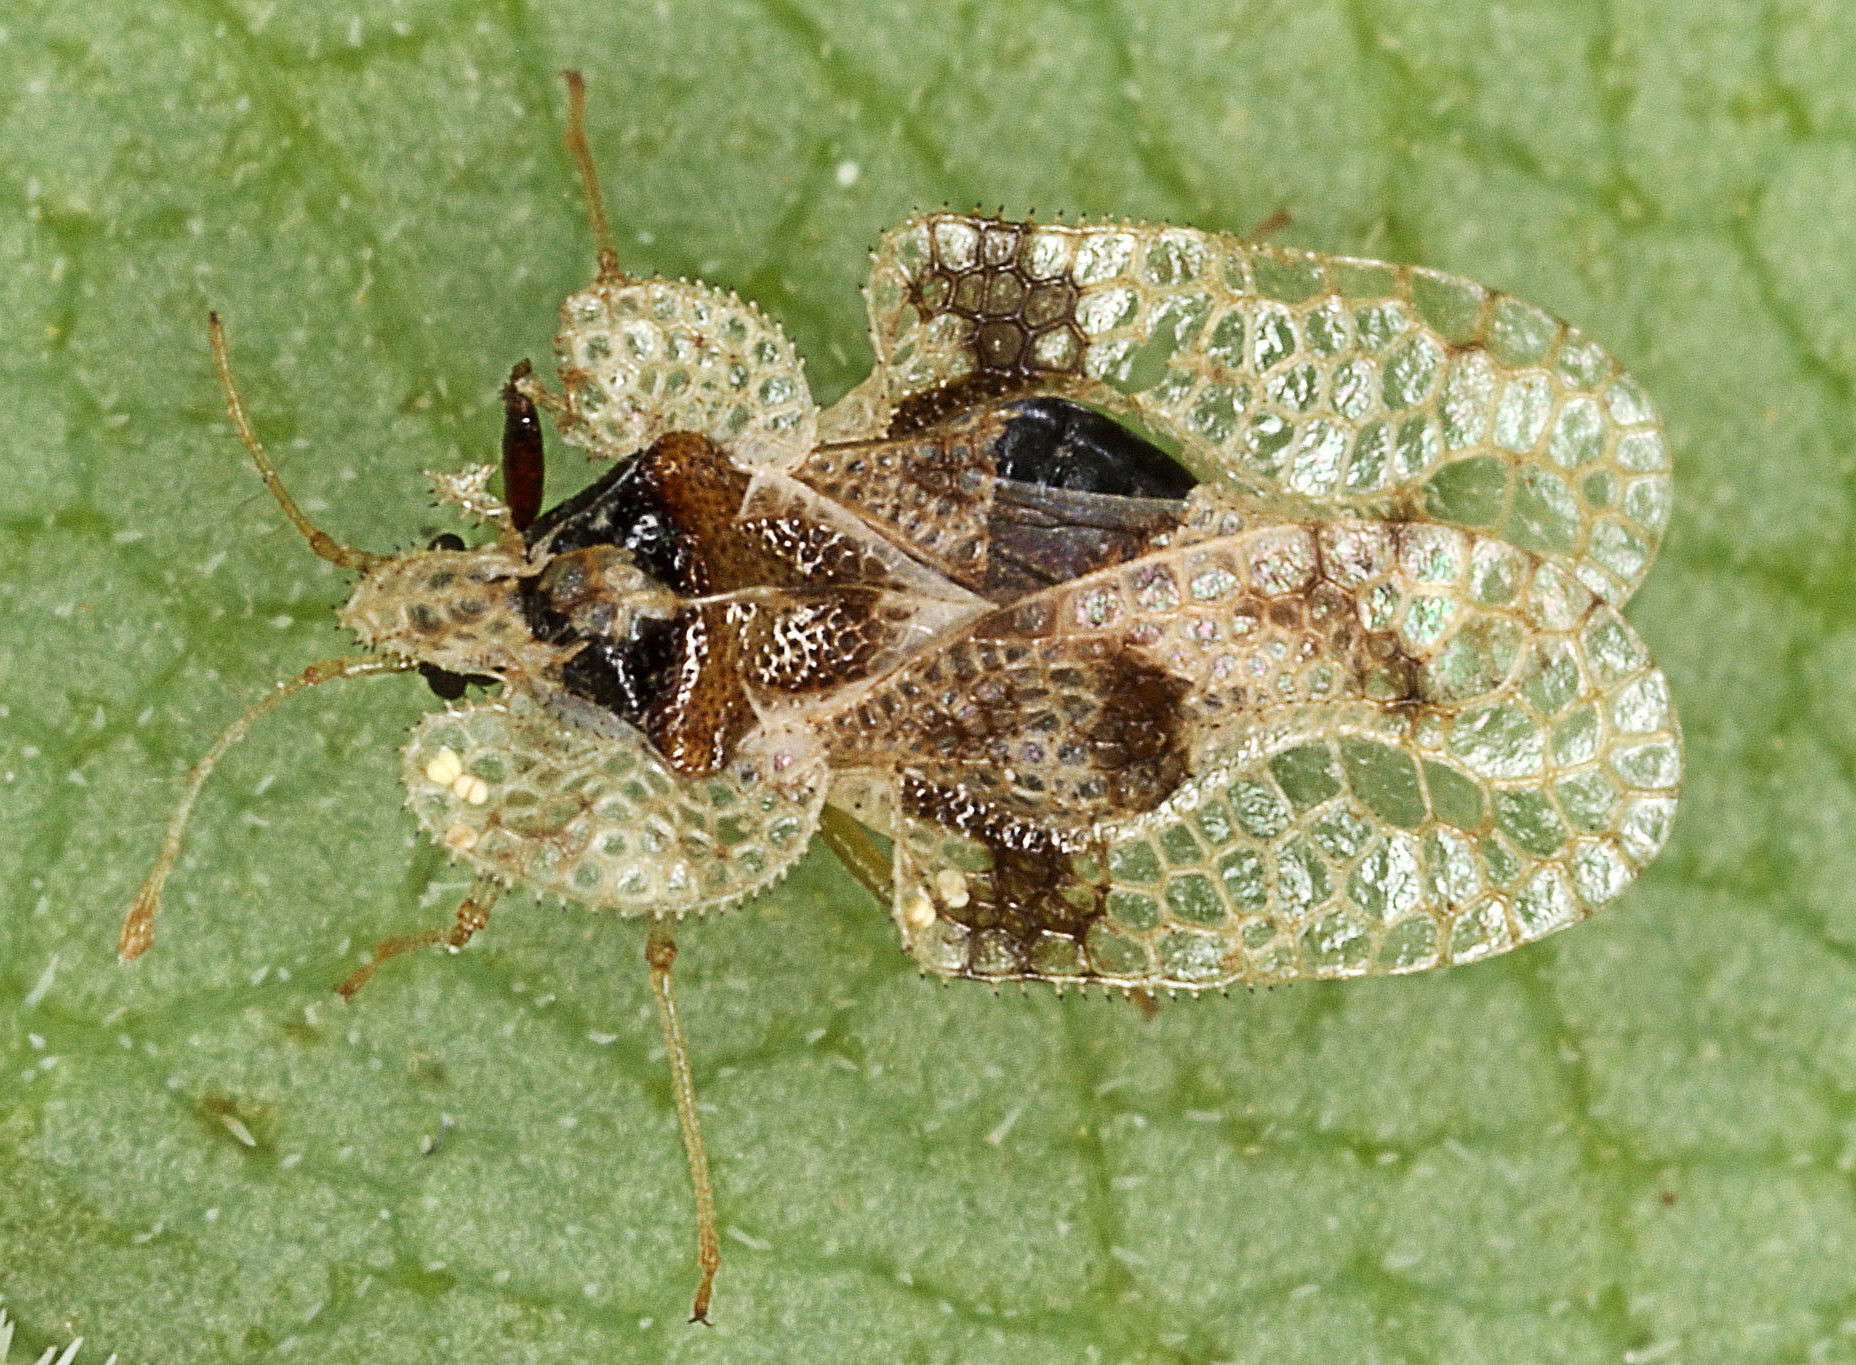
[
  {"x1": 792, "y1": 410, "x2": 1001, "y2": 585},
  {"x1": 403, "y1": 693, "x2": 826, "y2": 913},
  {"x1": 792, "y1": 398, "x2": 1193, "y2": 601},
  {"x1": 551, "y1": 278, "x2": 818, "y2": 469},
  {"x1": 843, "y1": 214, "x2": 1670, "y2": 606},
  {"x1": 819, "y1": 631, "x2": 1190, "y2": 851},
  {"x1": 876, "y1": 520, "x2": 1680, "y2": 987}
]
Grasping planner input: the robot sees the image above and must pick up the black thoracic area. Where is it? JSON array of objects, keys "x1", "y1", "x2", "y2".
[
  {"x1": 418, "y1": 664, "x2": 476, "y2": 701},
  {"x1": 521, "y1": 433, "x2": 759, "y2": 598},
  {"x1": 558, "y1": 616, "x2": 682, "y2": 726},
  {"x1": 520, "y1": 571, "x2": 682, "y2": 728},
  {"x1": 993, "y1": 397, "x2": 1197, "y2": 499},
  {"x1": 522, "y1": 454, "x2": 695, "y2": 592}
]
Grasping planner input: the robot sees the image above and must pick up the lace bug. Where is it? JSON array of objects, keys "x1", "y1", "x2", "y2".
[{"x1": 121, "y1": 71, "x2": 1680, "y2": 1324}]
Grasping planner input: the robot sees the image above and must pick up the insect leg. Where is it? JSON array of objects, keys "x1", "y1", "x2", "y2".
[
  {"x1": 500, "y1": 359, "x2": 545, "y2": 534},
  {"x1": 1244, "y1": 206, "x2": 1291, "y2": 241},
  {"x1": 334, "y1": 873, "x2": 502, "y2": 1000},
  {"x1": 118, "y1": 654, "x2": 413, "y2": 961},
  {"x1": 559, "y1": 70, "x2": 624, "y2": 283},
  {"x1": 816, "y1": 805, "x2": 894, "y2": 907},
  {"x1": 207, "y1": 313, "x2": 390, "y2": 573},
  {"x1": 645, "y1": 915, "x2": 721, "y2": 1324}
]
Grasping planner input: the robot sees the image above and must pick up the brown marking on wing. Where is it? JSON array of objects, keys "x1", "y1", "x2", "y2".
[
  {"x1": 891, "y1": 641, "x2": 1190, "y2": 979},
  {"x1": 738, "y1": 514, "x2": 901, "y2": 587},
  {"x1": 887, "y1": 370, "x2": 1037, "y2": 438},
  {"x1": 924, "y1": 837, "x2": 1110, "y2": 978},
  {"x1": 831, "y1": 636, "x2": 1190, "y2": 850},
  {"x1": 886, "y1": 218, "x2": 1086, "y2": 437},
  {"x1": 1313, "y1": 525, "x2": 1427, "y2": 708},
  {"x1": 794, "y1": 412, "x2": 1002, "y2": 581}
]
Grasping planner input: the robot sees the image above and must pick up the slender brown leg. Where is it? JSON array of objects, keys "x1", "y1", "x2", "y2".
[
  {"x1": 500, "y1": 360, "x2": 544, "y2": 533},
  {"x1": 646, "y1": 915, "x2": 720, "y2": 1324},
  {"x1": 816, "y1": 805, "x2": 893, "y2": 907},
  {"x1": 1246, "y1": 206, "x2": 1292, "y2": 242},
  {"x1": 1127, "y1": 987, "x2": 1161, "y2": 1021},
  {"x1": 335, "y1": 875, "x2": 501, "y2": 1000}
]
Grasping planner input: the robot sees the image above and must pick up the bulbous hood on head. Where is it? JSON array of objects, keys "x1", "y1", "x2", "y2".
[{"x1": 339, "y1": 547, "x2": 534, "y2": 678}]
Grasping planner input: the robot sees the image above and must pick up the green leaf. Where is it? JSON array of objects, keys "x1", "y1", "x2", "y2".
[{"x1": 1, "y1": 2, "x2": 1848, "y2": 1361}]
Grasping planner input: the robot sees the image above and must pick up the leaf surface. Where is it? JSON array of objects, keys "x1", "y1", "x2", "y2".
[{"x1": 1, "y1": 2, "x2": 1846, "y2": 1361}]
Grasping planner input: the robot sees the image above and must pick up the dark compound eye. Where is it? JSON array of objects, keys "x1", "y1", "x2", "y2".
[
  {"x1": 419, "y1": 661, "x2": 498, "y2": 701},
  {"x1": 428, "y1": 532, "x2": 466, "y2": 552},
  {"x1": 418, "y1": 663, "x2": 473, "y2": 700}
]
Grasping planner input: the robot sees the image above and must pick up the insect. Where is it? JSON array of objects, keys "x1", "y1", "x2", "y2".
[{"x1": 119, "y1": 72, "x2": 1681, "y2": 1323}]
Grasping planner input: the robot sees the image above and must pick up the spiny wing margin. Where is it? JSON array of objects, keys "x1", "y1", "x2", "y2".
[
  {"x1": 549, "y1": 277, "x2": 818, "y2": 469},
  {"x1": 403, "y1": 693, "x2": 826, "y2": 913},
  {"x1": 837, "y1": 214, "x2": 1670, "y2": 607},
  {"x1": 880, "y1": 520, "x2": 1680, "y2": 987}
]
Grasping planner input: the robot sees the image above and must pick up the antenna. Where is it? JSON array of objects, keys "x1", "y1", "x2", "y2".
[
  {"x1": 118, "y1": 654, "x2": 411, "y2": 961},
  {"x1": 208, "y1": 313, "x2": 390, "y2": 573}
]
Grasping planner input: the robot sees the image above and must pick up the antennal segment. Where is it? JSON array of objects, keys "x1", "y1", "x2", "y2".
[
  {"x1": 119, "y1": 654, "x2": 412, "y2": 962},
  {"x1": 208, "y1": 313, "x2": 391, "y2": 574},
  {"x1": 561, "y1": 70, "x2": 625, "y2": 282},
  {"x1": 501, "y1": 358, "x2": 545, "y2": 531}
]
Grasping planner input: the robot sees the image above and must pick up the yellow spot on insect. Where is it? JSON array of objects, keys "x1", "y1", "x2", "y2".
[
  {"x1": 426, "y1": 749, "x2": 488, "y2": 804},
  {"x1": 903, "y1": 888, "x2": 937, "y2": 931},
  {"x1": 442, "y1": 822, "x2": 479, "y2": 853},
  {"x1": 934, "y1": 868, "x2": 971, "y2": 910}
]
